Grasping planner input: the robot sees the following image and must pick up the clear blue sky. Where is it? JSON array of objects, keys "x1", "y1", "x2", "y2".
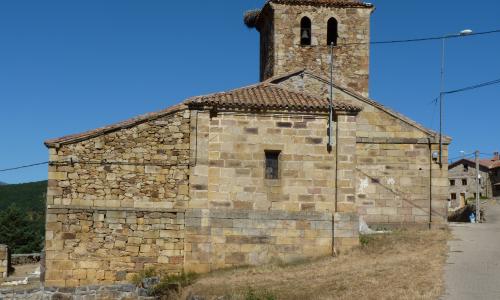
[{"x1": 1, "y1": 0, "x2": 499, "y2": 184}]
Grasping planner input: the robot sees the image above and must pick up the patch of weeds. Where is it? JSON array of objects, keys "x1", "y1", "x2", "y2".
[
  {"x1": 149, "y1": 271, "x2": 199, "y2": 297},
  {"x1": 131, "y1": 267, "x2": 157, "y2": 287},
  {"x1": 359, "y1": 235, "x2": 371, "y2": 247},
  {"x1": 244, "y1": 288, "x2": 277, "y2": 300}
]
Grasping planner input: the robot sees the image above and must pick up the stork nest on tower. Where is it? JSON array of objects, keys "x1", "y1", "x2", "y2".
[{"x1": 244, "y1": 10, "x2": 261, "y2": 28}]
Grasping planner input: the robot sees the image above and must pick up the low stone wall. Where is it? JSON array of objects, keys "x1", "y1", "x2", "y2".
[
  {"x1": 0, "y1": 245, "x2": 9, "y2": 279},
  {"x1": 45, "y1": 207, "x2": 184, "y2": 287},
  {"x1": 12, "y1": 253, "x2": 41, "y2": 266},
  {"x1": 0, "y1": 284, "x2": 155, "y2": 299},
  {"x1": 184, "y1": 209, "x2": 333, "y2": 273}
]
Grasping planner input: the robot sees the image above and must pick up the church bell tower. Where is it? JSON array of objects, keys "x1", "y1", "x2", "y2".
[{"x1": 244, "y1": 0, "x2": 374, "y2": 97}]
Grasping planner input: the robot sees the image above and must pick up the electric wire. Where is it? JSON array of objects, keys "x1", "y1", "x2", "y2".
[
  {"x1": 338, "y1": 28, "x2": 500, "y2": 47},
  {"x1": 0, "y1": 160, "x2": 190, "y2": 173},
  {"x1": 0, "y1": 162, "x2": 49, "y2": 172},
  {"x1": 444, "y1": 78, "x2": 500, "y2": 95}
]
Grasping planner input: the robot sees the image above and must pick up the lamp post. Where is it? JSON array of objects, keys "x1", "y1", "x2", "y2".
[{"x1": 439, "y1": 29, "x2": 473, "y2": 167}]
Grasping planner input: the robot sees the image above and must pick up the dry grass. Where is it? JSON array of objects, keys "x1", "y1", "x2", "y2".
[{"x1": 183, "y1": 229, "x2": 450, "y2": 300}]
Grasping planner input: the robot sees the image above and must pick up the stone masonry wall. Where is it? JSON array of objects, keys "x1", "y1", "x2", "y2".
[
  {"x1": 262, "y1": 3, "x2": 373, "y2": 96},
  {"x1": 45, "y1": 208, "x2": 184, "y2": 287},
  {"x1": 47, "y1": 109, "x2": 191, "y2": 210},
  {"x1": 45, "y1": 109, "x2": 190, "y2": 287},
  {"x1": 449, "y1": 162, "x2": 490, "y2": 208},
  {"x1": 276, "y1": 74, "x2": 450, "y2": 227},
  {"x1": 356, "y1": 143, "x2": 448, "y2": 226},
  {"x1": 0, "y1": 245, "x2": 8, "y2": 280},
  {"x1": 185, "y1": 110, "x2": 342, "y2": 272}
]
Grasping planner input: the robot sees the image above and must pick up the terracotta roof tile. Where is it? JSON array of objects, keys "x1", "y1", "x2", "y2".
[{"x1": 186, "y1": 83, "x2": 362, "y2": 113}]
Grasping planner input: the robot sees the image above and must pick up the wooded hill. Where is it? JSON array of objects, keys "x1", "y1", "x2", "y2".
[{"x1": 0, "y1": 181, "x2": 47, "y2": 253}]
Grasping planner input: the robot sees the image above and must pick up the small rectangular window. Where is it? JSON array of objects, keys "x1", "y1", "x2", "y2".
[
  {"x1": 450, "y1": 180, "x2": 455, "y2": 186},
  {"x1": 451, "y1": 193, "x2": 457, "y2": 200},
  {"x1": 464, "y1": 164, "x2": 469, "y2": 172},
  {"x1": 265, "y1": 151, "x2": 280, "y2": 179},
  {"x1": 462, "y1": 179, "x2": 467, "y2": 186}
]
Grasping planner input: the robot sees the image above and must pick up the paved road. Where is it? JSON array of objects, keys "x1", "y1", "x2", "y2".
[{"x1": 443, "y1": 200, "x2": 500, "y2": 299}]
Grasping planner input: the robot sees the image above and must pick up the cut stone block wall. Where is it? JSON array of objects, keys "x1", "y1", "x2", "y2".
[
  {"x1": 356, "y1": 142, "x2": 448, "y2": 226},
  {"x1": 45, "y1": 208, "x2": 184, "y2": 287},
  {"x1": 184, "y1": 209, "x2": 333, "y2": 273},
  {"x1": 189, "y1": 111, "x2": 337, "y2": 213},
  {"x1": 0, "y1": 245, "x2": 8, "y2": 279}
]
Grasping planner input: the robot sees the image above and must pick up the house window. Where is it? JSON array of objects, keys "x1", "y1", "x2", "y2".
[
  {"x1": 464, "y1": 164, "x2": 469, "y2": 172},
  {"x1": 300, "y1": 17, "x2": 312, "y2": 46},
  {"x1": 462, "y1": 179, "x2": 467, "y2": 186},
  {"x1": 265, "y1": 151, "x2": 280, "y2": 179},
  {"x1": 450, "y1": 179, "x2": 455, "y2": 186},
  {"x1": 327, "y1": 17, "x2": 338, "y2": 46},
  {"x1": 451, "y1": 193, "x2": 457, "y2": 200}
]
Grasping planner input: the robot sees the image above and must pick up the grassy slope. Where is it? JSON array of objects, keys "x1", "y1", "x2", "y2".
[
  {"x1": 185, "y1": 229, "x2": 450, "y2": 300},
  {"x1": 0, "y1": 181, "x2": 47, "y2": 212}
]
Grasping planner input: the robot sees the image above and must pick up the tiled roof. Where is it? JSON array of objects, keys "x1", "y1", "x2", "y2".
[
  {"x1": 186, "y1": 83, "x2": 362, "y2": 113},
  {"x1": 269, "y1": 0, "x2": 374, "y2": 8},
  {"x1": 449, "y1": 156, "x2": 500, "y2": 170},
  {"x1": 267, "y1": 69, "x2": 450, "y2": 142},
  {"x1": 45, "y1": 83, "x2": 361, "y2": 147}
]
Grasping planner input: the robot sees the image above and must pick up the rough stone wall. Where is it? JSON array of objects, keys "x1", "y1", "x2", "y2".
[
  {"x1": 45, "y1": 208, "x2": 184, "y2": 287},
  {"x1": 45, "y1": 109, "x2": 190, "y2": 287},
  {"x1": 185, "y1": 110, "x2": 346, "y2": 272},
  {"x1": 449, "y1": 162, "x2": 490, "y2": 207},
  {"x1": 261, "y1": 3, "x2": 372, "y2": 96},
  {"x1": 46, "y1": 109, "x2": 191, "y2": 210},
  {"x1": 0, "y1": 284, "x2": 155, "y2": 299},
  {"x1": 0, "y1": 245, "x2": 8, "y2": 279}
]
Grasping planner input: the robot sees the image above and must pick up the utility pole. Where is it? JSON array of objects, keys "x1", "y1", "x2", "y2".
[
  {"x1": 475, "y1": 150, "x2": 481, "y2": 222},
  {"x1": 328, "y1": 42, "x2": 334, "y2": 151}
]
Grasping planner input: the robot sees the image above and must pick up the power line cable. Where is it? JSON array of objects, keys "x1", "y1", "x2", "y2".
[
  {"x1": 444, "y1": 78, "x2": 500, "y2": 95},
  {"x1": 339, "y1": 28, "x2": 500, "y2": 47},
  {"x1": 0, "y1": 162, "x2": 49, "y2": 172}
]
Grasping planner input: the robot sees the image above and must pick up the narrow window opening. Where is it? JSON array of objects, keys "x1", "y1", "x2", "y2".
[
  {"x1": 462, "y1": 179, "x2": 467, "y2": 186},
  {"x1": 451, "y1": 193, "x2": 457, "y2": 200},
  {"x1": 327, "y1": 17, "x2": 338, "y2": 46},
  {"x1": 265, "y1": 151, "x2": 280, "y2": 179},
  {"x1": 463, "y1": 164, "x2": 469, "y2": 172},
  {"x1": 300, "y1": 17, "x2": 311, "y2": 46},
  {"x1": 450, "y1": 179, "x2": 455, "y2": 186}
]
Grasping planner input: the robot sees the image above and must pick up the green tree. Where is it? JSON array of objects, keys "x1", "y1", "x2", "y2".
[{"x1": 0, "y1": 205, "x2": 43, "y2": 253}]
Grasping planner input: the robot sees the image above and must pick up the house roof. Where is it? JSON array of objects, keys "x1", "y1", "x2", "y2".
[
  {"x1": 449, "y1": 156, "x2": 500, "y2": 171},
  {"x1": 186, "y1": 82, "x2": 362, "y2": 113},
  {"x1": 45, "y1": 82, "x2": 361, "y2": 147},
  {"x1": 266, "y1": 69, "x2": 450, "y2": 142}
]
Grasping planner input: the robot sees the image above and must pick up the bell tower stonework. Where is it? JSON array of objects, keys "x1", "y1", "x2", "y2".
[{"x1": 245, "y1": 0, "x2": 374, "y2": 97}]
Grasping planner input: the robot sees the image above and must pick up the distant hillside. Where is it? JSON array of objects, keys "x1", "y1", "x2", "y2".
[
  {"x1": 0, "y1": 181, "x2": 47, "y2": 253},
  {"x1": 0, "y1": 181, "x2": 47, "y2": 212}
]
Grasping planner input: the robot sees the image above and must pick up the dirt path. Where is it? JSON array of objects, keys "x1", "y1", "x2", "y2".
[{"x1": 443, "y1": 200, "x2": 500, "y2": 299}]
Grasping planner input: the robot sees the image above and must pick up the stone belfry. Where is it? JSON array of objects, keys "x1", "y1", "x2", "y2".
[{"x1": 244, "y1": 0, "x2": 374, "y2": 97}]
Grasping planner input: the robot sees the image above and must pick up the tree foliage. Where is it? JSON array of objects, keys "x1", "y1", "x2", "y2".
[{"x1": 0, "y1": 181, "x2": 46, "y2": 253}]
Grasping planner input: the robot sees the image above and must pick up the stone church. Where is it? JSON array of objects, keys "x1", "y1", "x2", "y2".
[{"x1": 43, "y1": 0, "x2": 449, "y2": 287}]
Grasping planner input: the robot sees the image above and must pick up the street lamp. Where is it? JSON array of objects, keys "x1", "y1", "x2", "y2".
[{"x1": 439, "y1": 29, "x2": 473, "y2": 167}]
